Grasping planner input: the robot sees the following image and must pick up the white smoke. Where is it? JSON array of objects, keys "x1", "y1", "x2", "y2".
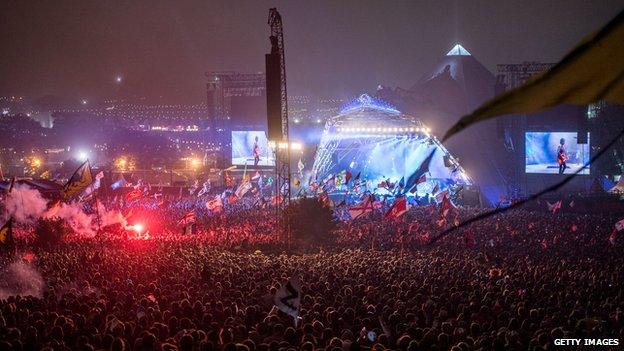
[
  {"x1": 4, "y1": 184, "x2": 48, "y2": 223},
  {"x1": 96, "y1": 201, "x2": 128, "y2": 228},
  {"x1": 6, "y1": 185, "x2": 129, "y2": 237},
  {"x1": 45, "y1": 202, "x2": 97, "y2": 237},
  {"x1": 0, "y1": 260, "x2": 45, "y2": 300}
]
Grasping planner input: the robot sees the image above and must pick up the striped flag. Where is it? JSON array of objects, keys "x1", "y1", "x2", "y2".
[
  {"x1": 384, "y1": 197, "x2": 408, "y2": 221},
  {"x1": 348, "y1": 195, "x2": 374, "y2": 220}
]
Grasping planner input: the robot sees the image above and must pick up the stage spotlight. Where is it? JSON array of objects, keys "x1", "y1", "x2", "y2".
[{"x1": 77, "y1": 150, "x2": 89, "y2": 161}]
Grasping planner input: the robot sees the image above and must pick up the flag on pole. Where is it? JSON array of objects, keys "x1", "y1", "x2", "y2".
[
  {"x1": 235, "y1": 181, "x2": 253, "y2": 199},
  {"x1": 547, "y1": 200, "x2": 562, "y2": 214},
  {"x1": 348, "y1": 195, "x2": 374, "y2": 220},
  {"x1": 443, "y1": 10, "x2": 624, "y2": 141},
  {"x1": 345, "y1": 170, "x2": 352, "y2": 184},
  {"x1": 0, "y1": 218, "x2": 13, "y2": 245},
  {"x1": 82, "y1": 171, "x2": 104, "y2": 199},
  {"x1": 63, "y1": 161, "x2": 93, "y2": 199},
  {"x1": 274, "y1": 277, "x2": 302, "y2": 319},
  {"x1": 404, "y1": 151, "x2": 435, "y2": 194},
  {"x1": 384, "y1": 197, "x2": 409, "y2": 221}
]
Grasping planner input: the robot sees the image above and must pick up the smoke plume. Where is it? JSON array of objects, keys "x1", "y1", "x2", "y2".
[
  {"x1": 5, "y1": 184, "x2": 48, "y2": 223},
  {"x1": 0, "y1": 260, "x2": 45, "y2": 300}
]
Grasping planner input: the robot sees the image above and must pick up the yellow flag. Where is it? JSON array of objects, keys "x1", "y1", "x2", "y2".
[
  {"x1": 0, "y1": 218, "x2": 13, "y2": 244},
  {"x1": 444, "y1": 10, "x2": 624, "y2": 141},
  {"x1": 63, "y1": 161, "x2": 93, "y2": 199}
]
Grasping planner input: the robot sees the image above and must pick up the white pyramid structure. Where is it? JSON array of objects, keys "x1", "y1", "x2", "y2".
[{"x1": 446, "y1": 43, "x2": 471, "y2": 56}]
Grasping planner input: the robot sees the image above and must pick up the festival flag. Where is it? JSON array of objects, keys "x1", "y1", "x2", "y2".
[
  {"x1": 443, "y1": 10, "x2": 624, "y2": 141},
  {"x1": 435, "y1": 189, "x2": 450, "y2": 204},
  {"x1": 178, "y1": 211, "x2": 196, "y2": 226},
  {"x1": 63, "y1": 161, "x2": 93, "y2": 199},
  {"x1": 319, "y1": 192, "x2": 331, "y2": 207},
  {"x1": 435, "y1": 217, "x2": 446, "y2": 228},
  {"x1": 125, "y1": 188, "x2": 143, "y2": 201},
  {"x1": 547, "y1": 200, "x2": 562, "y2": 214},
  {"x1": 110, "y1": 174, "x2": 127, "y2": 190},
  {"x1": 569, "y1": 200, "x2": 575, "y2": 208},
  {"x1": 348, "y1": 195, "x2": 374, "y2": 220},
  {"x1": 345, "y1": 171, "x2": 353, "y2": 184},
  {"x1": 417, "y1": 174, "x2": 427, "y2": 185},
  {"x1": 252, "y1": 171, "x2": 261, "y2": 180},
  {"x1": 235, "y1": 181, "x2": 253, "y2": 199},
  {"x1": 385, "y1": 197, "x2": 409, "y2": 221},
  {"x1": 82, "y1": 171, "x2": 104, "y2": 199},
  {"x1": 298, "y1": 158, "x2": 305, "y2": 174},
  {"x1": 224, "y1": 171, "x2": 235, "y2": 187},
  {"x1": 0, "y1": 218, "x2": 13, "y2": 245},
  {"x1": 227, "y1": 194, "x2": 238, "y2": 205},
  {"x1": 271, "y1": 195, "x2": 283, "y2": 205},
  {"x1": 404, "y1": 151, "x2": 435, "y2": 194},
  {"x1": 614, "y1": 218, "x2": 624, "y2": 231},
  {"x1": 206, "y1": 196, "x2": 223, "y2": 212},
  {"x1": 335, "y1": 171, "x2": 346, "y2": 187},
  {"x1": 274, "y1": 276, "x2": 302, "y2": 319}
]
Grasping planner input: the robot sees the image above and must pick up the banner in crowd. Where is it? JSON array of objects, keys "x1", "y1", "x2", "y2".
[{"x1": 274, "y1": 276, "x2": 301, "y2": 319}]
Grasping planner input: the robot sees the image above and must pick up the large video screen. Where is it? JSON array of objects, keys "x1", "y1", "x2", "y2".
[
  {"x1": 231, "y1": 131, "x2": 275, "y2": 166},
  {"x1": 525, "y1": 132, "x2": 590, "y2": 175}
]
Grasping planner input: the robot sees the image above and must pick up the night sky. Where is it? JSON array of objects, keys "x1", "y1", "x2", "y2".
[{"x1": 0, "y1": 0, "x2": 621, "y2": 103}]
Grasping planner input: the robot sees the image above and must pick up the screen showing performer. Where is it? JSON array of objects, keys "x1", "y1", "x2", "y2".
[
  {"x1": 525, "y1": 132, "x2": 590, "y2": 174},
  {"x1": 231, "y1": 131, "x2": 275, "y2": 166}
]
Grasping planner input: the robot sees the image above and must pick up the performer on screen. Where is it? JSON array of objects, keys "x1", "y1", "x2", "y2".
[
  {"x1": 252, "y1": 136, "x2": 260, "y2": 166},
  {"x1": 557, "y1": 138, "x2": 568, "y2": 174}
]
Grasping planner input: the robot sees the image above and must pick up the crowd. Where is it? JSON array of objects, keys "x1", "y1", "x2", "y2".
[{"x1": 1, "y1": 200, "x2": 623, "y2": 350}]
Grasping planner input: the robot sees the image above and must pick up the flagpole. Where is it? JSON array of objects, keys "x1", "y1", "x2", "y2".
[{"x1": 89, "y1": 161, "x2": 103, "y2": 240}]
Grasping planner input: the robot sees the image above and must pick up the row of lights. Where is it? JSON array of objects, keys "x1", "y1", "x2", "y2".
[
  {"x1": 268, "y1": 141, "x2": 303, "y2": 151},
  {"x1": 337, "y1": 126, "x2": 431, "y2": 133}
]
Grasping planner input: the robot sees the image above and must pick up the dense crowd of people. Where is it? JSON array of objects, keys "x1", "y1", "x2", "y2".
[{"x1": 1, "y1": 197, "x2": 623, "y2": 350}]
